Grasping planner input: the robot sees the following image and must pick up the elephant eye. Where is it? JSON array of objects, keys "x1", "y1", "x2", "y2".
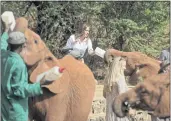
[{"x1": 34, "y1": 40, "x2": 38, "y2": 44}]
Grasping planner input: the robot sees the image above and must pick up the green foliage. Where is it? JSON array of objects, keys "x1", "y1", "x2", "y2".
[{"x1": 1, "y1": 1, "x2": 170, "y2": 79}]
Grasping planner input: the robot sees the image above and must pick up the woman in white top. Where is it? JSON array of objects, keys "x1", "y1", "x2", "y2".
[{"x1": 63, "y1": 23, "x2": 94, "y2": 60}]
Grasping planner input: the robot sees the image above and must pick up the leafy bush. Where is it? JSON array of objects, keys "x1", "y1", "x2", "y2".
[{"x1": 1, "y1": 1, "x2": 170, "y2": 80}]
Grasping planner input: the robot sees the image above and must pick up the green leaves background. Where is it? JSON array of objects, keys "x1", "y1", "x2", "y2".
[{"x1": 1, "y1": 1, "x2": 170, "y2": 80}]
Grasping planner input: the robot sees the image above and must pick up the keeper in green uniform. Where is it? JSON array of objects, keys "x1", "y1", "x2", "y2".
[{"x1": 1, "y1": 22, "x2": 53, "y2": 121}]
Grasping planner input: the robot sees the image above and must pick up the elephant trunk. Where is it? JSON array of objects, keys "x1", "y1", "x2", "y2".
[
  {"x1": 112, "y1": 95, "x2": 127, "y2": 117},
  {"x1": 104, "y1": 49, "x2": 113, "y2": 64}
]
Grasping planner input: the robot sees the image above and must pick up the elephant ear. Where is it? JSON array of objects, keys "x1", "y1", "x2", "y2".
[
  {"x1": 30, "y1": 57, "x2": 69, "y2": 94},
  {"x1": 153, "y1": 85, "x2": 170, "y2": 118}
]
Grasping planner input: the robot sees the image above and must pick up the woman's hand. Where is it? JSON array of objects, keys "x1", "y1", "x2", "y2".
[{"x1": 88, "y1": 49, "x2": 95, "y2": 55}]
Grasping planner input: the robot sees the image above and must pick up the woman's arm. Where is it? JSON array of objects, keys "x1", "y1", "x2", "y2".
[{"x1": 87, "y1": 38, "x2": 94, "y2": 55}]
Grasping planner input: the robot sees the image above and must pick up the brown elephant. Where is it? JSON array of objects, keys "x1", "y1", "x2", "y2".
[
  {"x1": 104, "y1": 49, "x2": 161, "y2": 85},
  {"x1": 14, "y1": 17, "x2": 96, "y2": 121},
  {"x1": 113, "y1": 72, "x2": 170, "y2": 119}
]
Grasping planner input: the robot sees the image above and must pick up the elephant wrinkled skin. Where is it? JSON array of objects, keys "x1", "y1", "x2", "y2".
[
  {"x1": 104, "y1": 49, "x2": 161, "y2": 85},
  {"x1": 113, "y1": 72, "x2": 170, "y2": 119},
  {"x1": 14, "y1": 17, "x2": 96, "y2": 121}
]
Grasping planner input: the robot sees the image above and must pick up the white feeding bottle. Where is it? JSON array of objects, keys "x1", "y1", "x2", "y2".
[
  {"x1": 1, "y1": 11, "x2": 16, "y2": 31},
  {"x1": 36, "y1": 66, "x2": 65, "y2": 82}
]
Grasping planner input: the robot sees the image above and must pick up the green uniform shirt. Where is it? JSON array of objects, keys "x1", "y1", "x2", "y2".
[{"x1": 1, "y1": 32, "x2": 43, "y2": 121}]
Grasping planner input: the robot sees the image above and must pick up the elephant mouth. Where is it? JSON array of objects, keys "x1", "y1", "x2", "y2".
[
  {"x1": 121, "y1": 100, "x2": 141, "y2": 115},
  {"x1": 122, "y1": 101, "x2": 140, "y2": 115},
  {"x1": 113, "y1": 96, "x2": 153, "y2": 117},
  {"x1": 122, "y1": 100, "x2": 152, "y2": 115}
]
